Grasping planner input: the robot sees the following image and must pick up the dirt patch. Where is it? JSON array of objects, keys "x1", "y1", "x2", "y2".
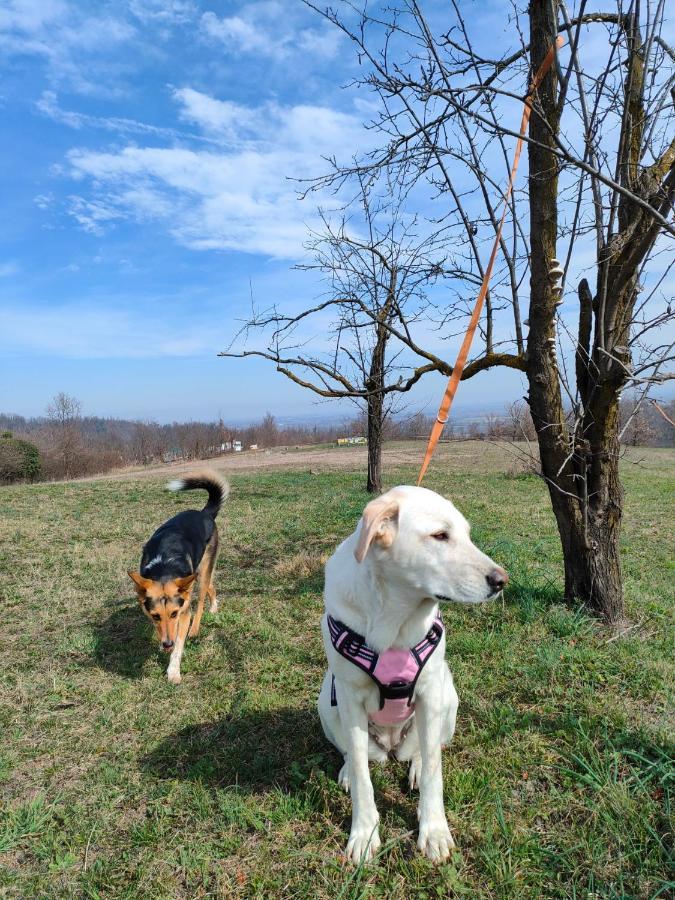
[
  {"x1": 73, "y1": 440, "x2": 536, "y2": 484},
  {"x1": 273, "y1": 550, "x2": 329, "y2": 579}
]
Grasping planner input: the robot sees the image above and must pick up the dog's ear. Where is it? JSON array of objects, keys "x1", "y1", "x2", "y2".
[
  {"x1": 128, "y1": 570, "x2": 153, "y2": 595},
  {"x1": 354, "y1": 496, "x2": 400, "y2": 563},
  {"x1": 174, "y1": 573, "x2": 198, "y2": 594}
]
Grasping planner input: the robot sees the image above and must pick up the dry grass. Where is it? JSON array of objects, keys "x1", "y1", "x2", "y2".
[{"x1": 273, "y1": 551, "x2": 330, "y2": 579}]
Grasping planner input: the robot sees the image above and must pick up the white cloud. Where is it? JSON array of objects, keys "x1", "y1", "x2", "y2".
[
  {"x1": 128, "y1": 0, "x2": 196, "y2": 25},
  {"x1": 36, "y1": 90, "x2": 212, "y2": 143},
  {"x1": 65, "y1": 90, "x2": 370, "y2": 258},
  {"x1": 200, "y1": 2, "x2": 341, "y2": 61},
  {"x1": 67, "y1": 196, "x2": 126, "y2": 236},
  {"x1": 201, "y1": 11, "x2": 270, "y2": 54},
  {"x1": 0, "y1": 0, "x2": 68, "y2": 34},
  {"x1": 172, "y1": 87, "x2": 260, "y2": 142},
  {"x1": 33, "y1": 193, "x2": 55, "y2": 210},
  {"x1": 0, "y1": 0, "x2": 135, "y2": 95}
]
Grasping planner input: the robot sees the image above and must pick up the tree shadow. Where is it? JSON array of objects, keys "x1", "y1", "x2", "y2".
[
  {"x1": 506, "y1": 580, "x2": 564, "y2": 621},
  {"x1": 91, "y1": 599, "x2": 163, "y2": 679},
  {"x1": 140, "y1": 707, "x2": 332, "y2": 791}
]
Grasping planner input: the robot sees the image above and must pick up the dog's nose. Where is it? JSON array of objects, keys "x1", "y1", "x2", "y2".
[
  {"x1": 162, "y1": 640, "x2": 174, "y2": 650},
  {"x1": 486, "y1": 568, "x2": 509, "y2": 593}
]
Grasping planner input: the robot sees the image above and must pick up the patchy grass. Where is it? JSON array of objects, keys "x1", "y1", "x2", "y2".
[{"x1": 0, "y1": 444, "x2": 673, "y2": 898}]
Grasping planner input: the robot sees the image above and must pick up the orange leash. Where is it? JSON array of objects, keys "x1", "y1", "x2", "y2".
[
  {"x1": 417, "y1": 35, "x2": 565, "y2": 485},
  {"x1": 650, "y1": 399, "x2": 675, "y2": 428}
]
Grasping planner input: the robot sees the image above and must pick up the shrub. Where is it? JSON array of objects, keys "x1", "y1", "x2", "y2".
[{"x1": 0, "y1": 432, "x2": 42, "y2": 483}]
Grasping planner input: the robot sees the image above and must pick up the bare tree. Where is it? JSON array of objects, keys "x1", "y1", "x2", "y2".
[
  {"x1": 505, "y1": 400, "x2": 537, "y2": 442},
  {"x1": 258, "y1": 412, "x2": 279, "y2": 448},
  {"x1": 222, "y1": 178, "x2": 450, "y2": 492},
  {"x1": 300, "y1": 0, "x2": 674, "y2": 622},
  {"x1": 619, "y1": 391, "x2": 660, "y2": 446},
  {"x1": 46, "y1": 392, "x2": 83, "y2": 479}
]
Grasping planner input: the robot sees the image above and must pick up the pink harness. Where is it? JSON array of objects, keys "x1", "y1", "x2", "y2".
[{"x1": 327, "y1": 614, "x2": 444, "y2": 726}]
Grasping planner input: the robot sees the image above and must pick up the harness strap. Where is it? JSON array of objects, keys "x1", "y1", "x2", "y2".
[{"x1": 327, "y1": 614, "x2": 444, "y2": 711}]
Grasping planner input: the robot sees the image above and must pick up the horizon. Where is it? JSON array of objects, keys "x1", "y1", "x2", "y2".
[{"x1": 0, "y1": 396, "x2": 528, "y2": 429}]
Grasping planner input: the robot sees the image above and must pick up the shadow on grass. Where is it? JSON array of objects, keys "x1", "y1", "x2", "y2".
[
  {"x1": 141, "y1": 705, "x2": 431, "y2": 842},
  {"x1": 506, "y1": 580, "x2": 563, "y2": 621},
  {"x1": 140, "y1": 707, "x2": 331, "y2": 791},
  {"x1": 92, "y1": 600, "x2": 163, "y2": 679}
]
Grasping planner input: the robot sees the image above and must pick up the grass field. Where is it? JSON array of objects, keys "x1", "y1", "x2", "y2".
[{"x1": 0, "y1": 444, "x2": 673, "y2": 898}]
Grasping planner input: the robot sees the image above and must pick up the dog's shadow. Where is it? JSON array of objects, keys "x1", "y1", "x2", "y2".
[
  {"x1": 92, "y1": 600, "x2": 163, "y2": 679},
  {"x1": 140, "y1": 707, "x2": 331, "y2": 791},
  {"x1": 141, "y1": 708, "x2": 421, "y2": 842}
]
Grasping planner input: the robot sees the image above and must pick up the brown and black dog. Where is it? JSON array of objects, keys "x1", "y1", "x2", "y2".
[{"x1": 128, "y1": 471, "x2": 228, "y2": 683}]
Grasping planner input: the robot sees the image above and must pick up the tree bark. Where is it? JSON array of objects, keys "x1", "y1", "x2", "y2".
[
  {"x1": 365, "y1": 314, "x2": 388, "y2": 493},
  {"x1": 545, "y1": 410, "x2": 625, "y2": 623},
  {"x1": 527, "y1": 0, "x2": 625, "y2": 624},
  {"x1": 366, "y1": 388, "x2": 383, "y2": 494},
  {"x1": 562, "y1": 446, "x2": 624, "y2": 624}
]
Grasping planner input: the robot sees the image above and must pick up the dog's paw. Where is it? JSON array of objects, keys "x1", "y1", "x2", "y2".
[
  {"x1": 209, "y1": 600, "x2": 218, "y2": 613},
  {"x1": 408, "y1": 755, "x2": 422, "y2": 791},
  {"x1": 167, "y1": 669, "x2": 182, "y2": 685},
  {"x1": 417, "y1": 818, "x2": 455, "y2": 862},
  {"x1": 188, "y1": 625, "x2": 200, "y2": 639},
  {"x1": 337, "y1": 762, "x2": 350, "y2": 792},
  {"x1": 346, "y1": 824, "x2": 380, "y2": 864}
]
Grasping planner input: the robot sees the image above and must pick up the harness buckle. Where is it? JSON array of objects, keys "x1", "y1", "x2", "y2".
[
  {"x1": 345, "y1": 635, "x2": 363, "y2": 656},
  {"x1": 427, "y1": 625, "x2": 440, "y2": 645},
  {"x1": 379, "y1": 679, "x2": 414, "y2": 709}
]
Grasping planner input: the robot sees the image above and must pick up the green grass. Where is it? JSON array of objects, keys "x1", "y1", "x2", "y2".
[{"x1": 0, "y1": 446, "x2": 673, "y2": 898}]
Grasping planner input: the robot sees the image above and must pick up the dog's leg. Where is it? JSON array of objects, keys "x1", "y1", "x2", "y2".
[
  {"x1": 188, "y1": 578, "x2": 207, "y2": 638},
  {"x1": 442, "y1": 669, "x2": 459, "y2": 748},
  {"x1": 192, "y1": 530, "x2": 219, "y2": 628},
  {"x1": 408, "y1": 753, "x2": 423, "y2": 790},
  {"x1": 415, "y1": 689, "x2": 456, "y2": 862},
  {"x1": 393, "y1": 719, "x2": 422, "y2": 790},
  {"x1": 337, "y1": 691, "x2": 381, "y2": 864},
  {"x1": 167, "y1": 608, "x2": 191, "y2": 684},
  {"x1": 337, "y1": 756, "x2": 350, "y2": 792},
  {"x1": 207, "y1": 582, "x2": 217, "y2": 614}
]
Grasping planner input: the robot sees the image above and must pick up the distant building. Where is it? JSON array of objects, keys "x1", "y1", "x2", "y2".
[
  {"x1": 337, "y1": 436, "x2": 367, "y2": 445},
  {"x1": 233, "y1": 441, "x2": 242, "y2": 452}
]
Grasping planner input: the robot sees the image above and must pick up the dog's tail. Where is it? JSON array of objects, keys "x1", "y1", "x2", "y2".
[{"x1": 167, "y1": 470, "x2": 229, "y2": 518}]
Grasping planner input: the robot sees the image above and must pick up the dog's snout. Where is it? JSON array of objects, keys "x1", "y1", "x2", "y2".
[
  {"x1": 486, "y1": 568, "x2": 509, "y2": 592},
  {"x1": 162, "y1": 640, "x2": 174, "y2": 651}
]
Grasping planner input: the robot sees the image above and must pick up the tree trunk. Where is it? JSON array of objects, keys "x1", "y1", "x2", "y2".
[
  {"x1": 545, "y1": 413, "x2": 625, "y2": 624},
  {"x1": 527, "y1": 0, "x2": 625, "y2": 624},
  {"x1": 365, "y1": 334, "x2": 386, "y2": 494},
  {"x1": 365, "y1": 273, "x2": 397, "y2": 494},
  {"x1": 561, "y1": 508, "x2": 624, "y2": 624},
  {"x1": 366, "y1": 389, "x2": 383, "y2": 494}
]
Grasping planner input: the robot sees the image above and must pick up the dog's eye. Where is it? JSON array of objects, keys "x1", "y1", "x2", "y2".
[
  {"x1": 431, "y1": 531, "x2": 449, "y2": 541},
  {"x1": 170, "y1": 611, "x2": 178, "y2": 619},
  {"x1": 151, "y1": 614, "x2": 161, "y2": 621}
]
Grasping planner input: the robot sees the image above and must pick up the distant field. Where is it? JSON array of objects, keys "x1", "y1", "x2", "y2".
[
  {"x1": 76, "y1": 438, "x2": 548, "y2": 481},
  {"x1": 1, "y1": 444, "x2": 673, "y2": 898}
]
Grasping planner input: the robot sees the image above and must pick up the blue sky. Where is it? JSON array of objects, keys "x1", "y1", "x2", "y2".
[
  {"x1": 1, "y1": 1, "x2": 669, "y2": 425},
  {"x1": 0, "y1": 0, "x2": 532, "y2": 423}
]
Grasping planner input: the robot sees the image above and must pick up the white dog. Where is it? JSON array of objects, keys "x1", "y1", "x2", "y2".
[{"x1": 318, "y1": 485, "x2": 508, "y2": 864}]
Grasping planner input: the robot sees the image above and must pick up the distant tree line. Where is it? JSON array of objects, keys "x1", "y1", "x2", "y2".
[{"x1": 0, "y1": 392, "x2": 671, "y2": 484}]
